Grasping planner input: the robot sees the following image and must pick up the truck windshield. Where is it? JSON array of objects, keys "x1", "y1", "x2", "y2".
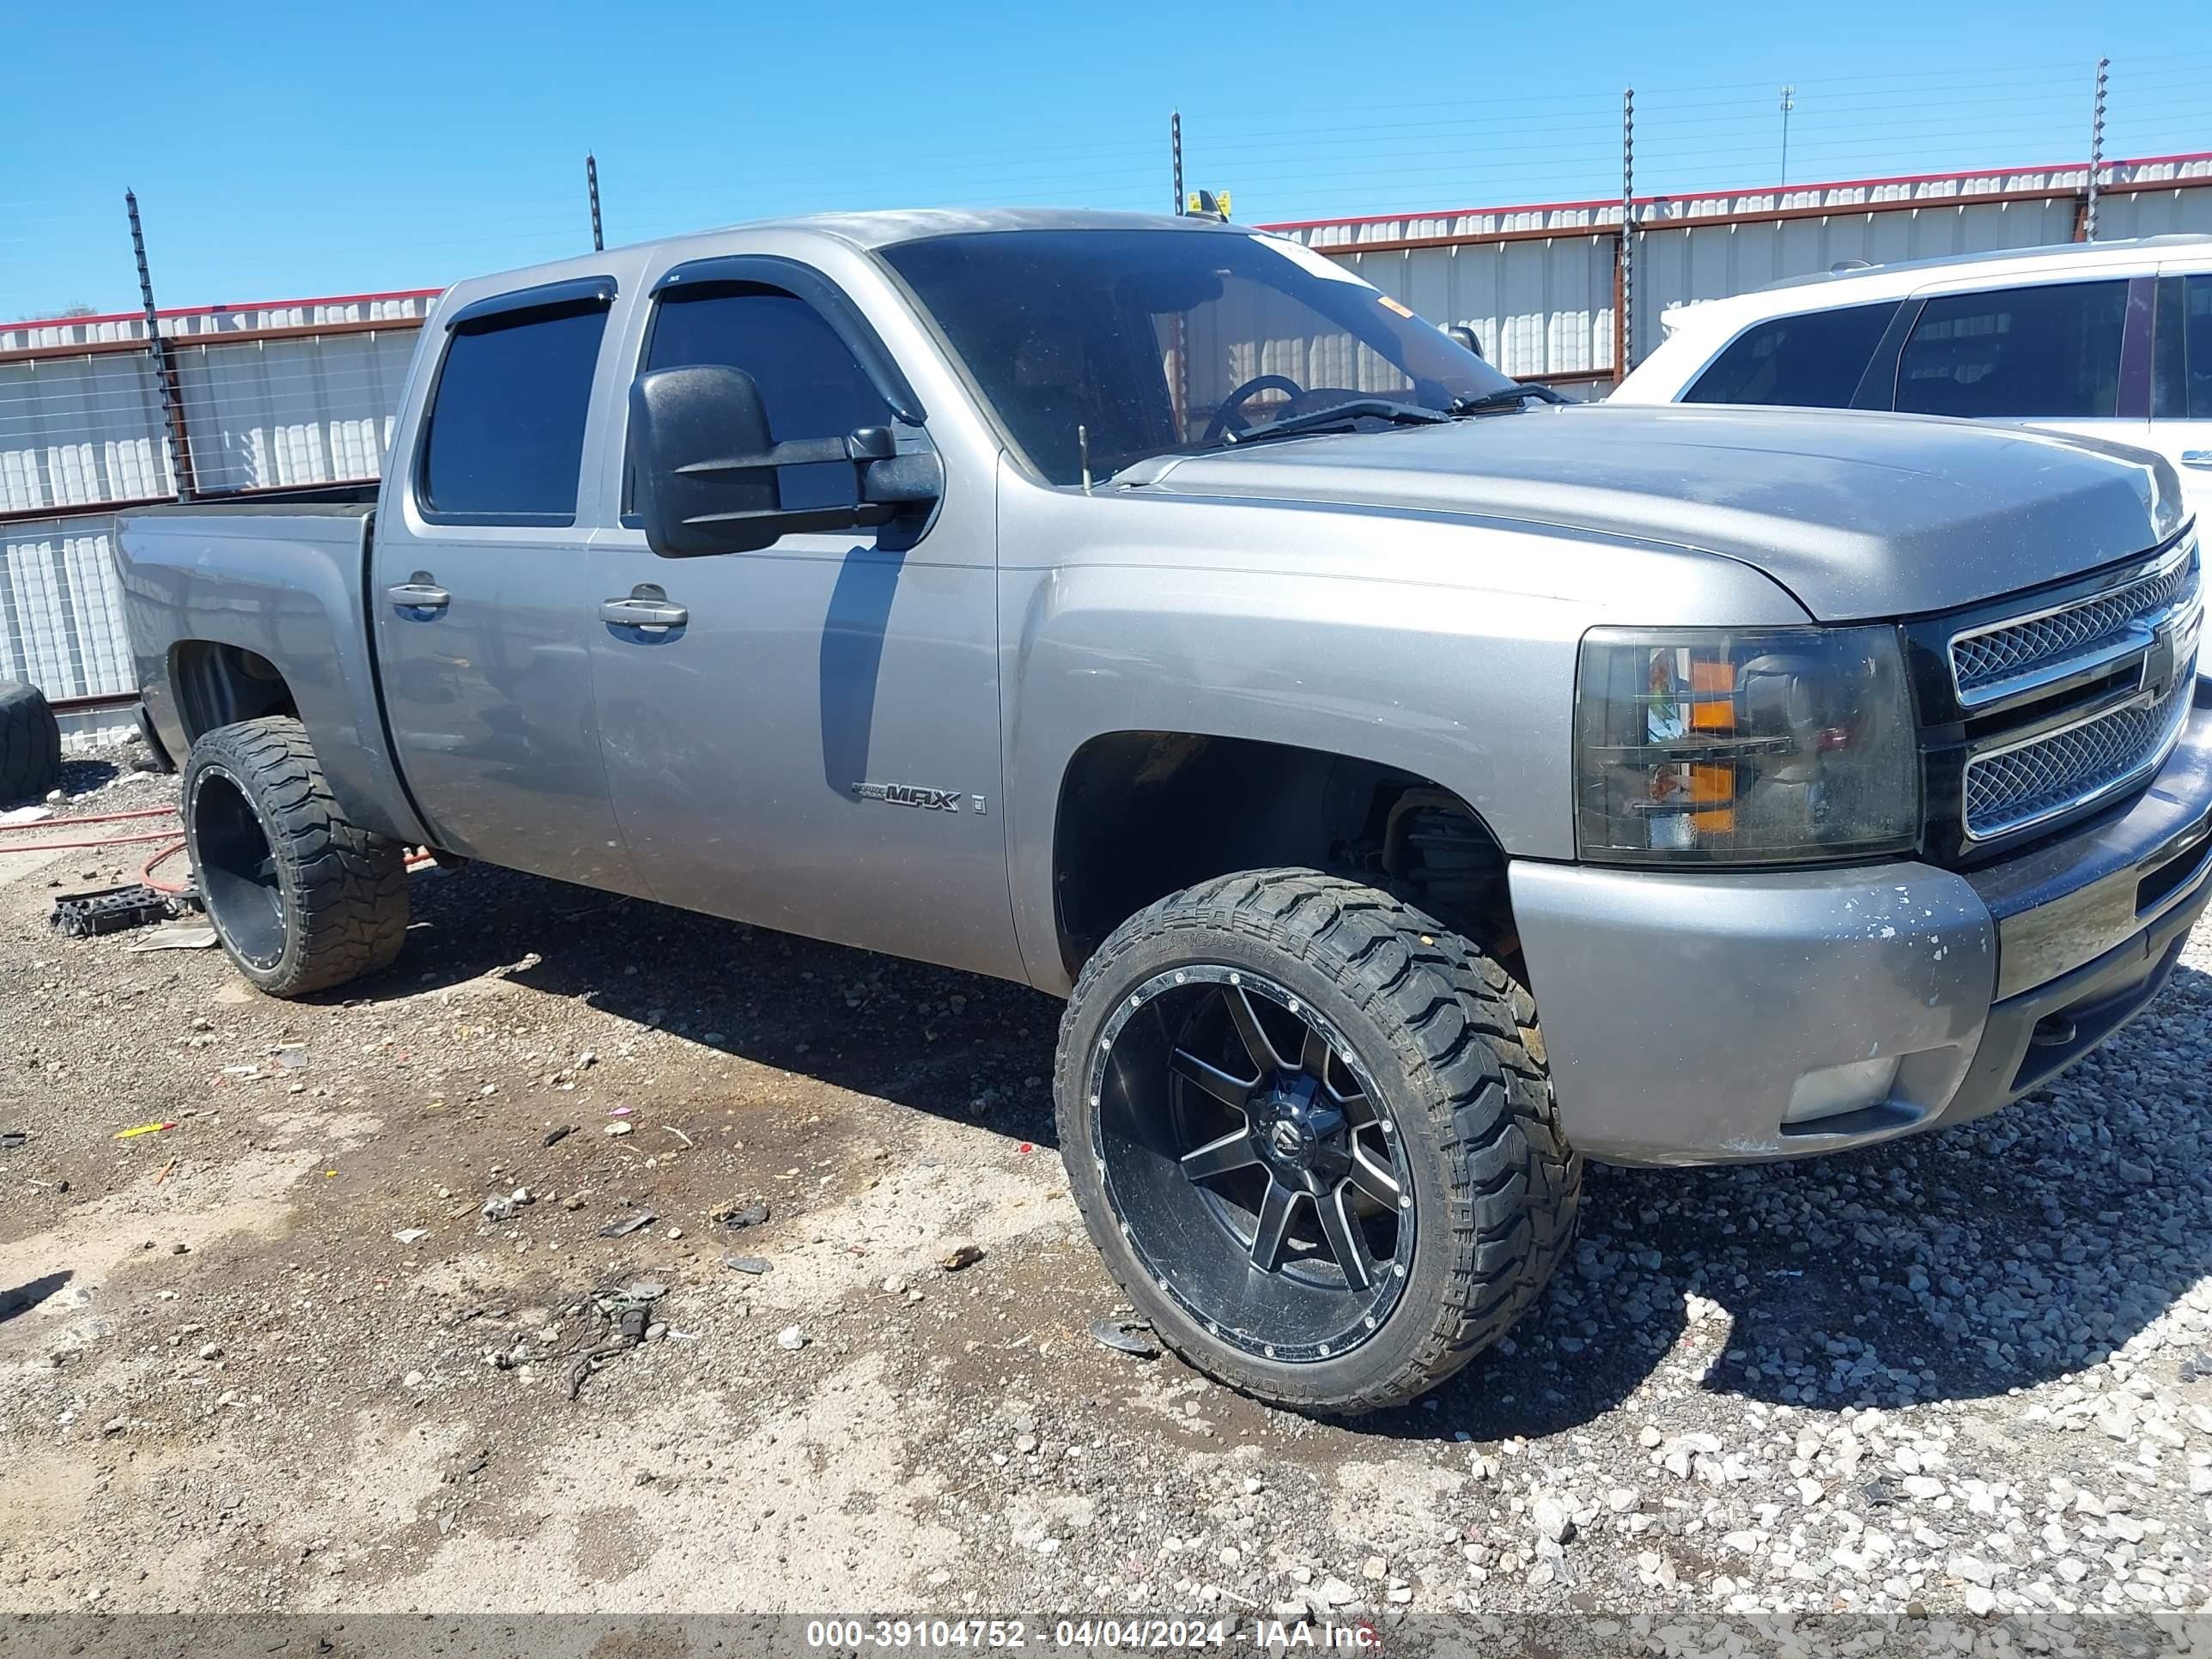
[{"x1": 878, "y1": 228, "x2": 1518, "y2": 485}]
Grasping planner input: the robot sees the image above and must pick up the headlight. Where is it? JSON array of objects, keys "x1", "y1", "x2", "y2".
[{"x1": 1574, "y1": 625, "x2": 1918, "y2": 866}]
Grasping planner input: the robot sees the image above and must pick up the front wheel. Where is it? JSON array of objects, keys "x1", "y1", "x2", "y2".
[{"x1": 1054, "y1": 869, "x2": 1579, "y2": 1413}]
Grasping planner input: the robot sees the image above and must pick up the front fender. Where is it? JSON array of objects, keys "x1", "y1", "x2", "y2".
[{"x1": 996, "y1": 465, "x2": 1813, "y2": 994}]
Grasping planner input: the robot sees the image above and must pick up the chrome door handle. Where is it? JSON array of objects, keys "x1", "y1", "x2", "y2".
[
  {"x1": 599, "y1": 597, "x2": 690, "y2": 631},
  {"x1": 2181, "y1": 450, "x2": 2212, "y2": 469},
  {"x1": 386, "y1": 580, "x2": 450, "y2": 611}
]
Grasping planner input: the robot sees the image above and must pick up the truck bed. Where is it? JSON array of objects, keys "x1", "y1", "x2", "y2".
[{"x1": 115, "y1": 498, "x2": 431, "y2": 848}]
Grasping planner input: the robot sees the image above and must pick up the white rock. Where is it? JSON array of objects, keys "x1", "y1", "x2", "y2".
[
  {"x1": 776, "y1": 1325, "x2": 808, "y2": 1351},
  {"x1": 1531, "y1": 1498, "x2": 1571, "y2": 1544}
]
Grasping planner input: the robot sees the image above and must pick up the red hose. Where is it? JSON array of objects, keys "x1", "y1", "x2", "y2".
[
  {"x1": 143, "y1": 840, "x2": 191, "y2": 895},
  {"x1": 15, "y1": 805, "x2": 179, "y2": 827},
  {"x1": 1, "y1": 830, "x2": 181, "y2": 852}
]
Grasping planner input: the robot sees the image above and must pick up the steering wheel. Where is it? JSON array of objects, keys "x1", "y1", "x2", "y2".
[{"x1": 1201, "y1": 374, "x2": 1307, "y2": 446}]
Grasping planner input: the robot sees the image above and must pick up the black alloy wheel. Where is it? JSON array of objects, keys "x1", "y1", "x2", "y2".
[{"x1": 1087, "y1": 964, "x2": 1415, "y2": 1363}]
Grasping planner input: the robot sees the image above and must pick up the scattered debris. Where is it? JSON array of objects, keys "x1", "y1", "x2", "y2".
[
  {"x1": 1089, "y1": 1318, "x2": 1160, "y2": 1358},
  {"x1": 480, "y1": 1194, "x2": 520, "y2": 1224},
  {"x1": 605, "y1": 1121, "x2": 632, "y2": 1138},
  {"x1": 125, "y1": 922, "x2": 220, "y2": 952},
  {"x1": 723, "y1": 1255, "x2": 770, "y2": 1275},
  {"x1": 940, "y1": 1243, "x2": 984, "y2": 1273},
  {"x1": 541, "y1": 1125, "x2": 574, "y2": 1148},
  {"x1": 152, "y1": 1158, "x2": 175, "y2": 1186},
  {"x1": 392, "y1": 1228, "x2": 431, "y2": 1245},
  {"x1": 49, "y1": 884, "x2": 175, "y2": 938},
  {"x1": 0, "y1": 1131, "x2": 27, "y2": 1151},
  {"x1": 598, "y1": 1209, "x2": 657, "y2": 1238},
  {"x1": 112, "y1": 1121, "x2": 176, "y2": 1139},
  {"x1": 777, "y1": 1325, "x2": 809, "y2": 1351},
  {"x1": 276, "y1": 1047, "x2": 308, "y2": 1071},
  {"x1": 568, "y1": 1282, "x2": 667, "y2": 1400},
  {"x1": 663, "y1": 1125, "x2": 694, "y2": 1148},
  {"x1": 716, "y1": 1200, "x2": 770, "y2": 1231}
]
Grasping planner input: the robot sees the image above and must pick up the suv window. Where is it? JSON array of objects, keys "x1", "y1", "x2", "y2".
[
  {"x1": 421, "y1": 301, "x2": 607, "y2": 520},
  {"x1": 637, "y1": 285, "x2": 890, "y2": 513},
  {"x1": 2187, "y1": 274, "x2": 2212, "y2": 419},
  {"x1": 1682, "y1": 301, "x2": 1899, "y2": 408},
  {"x1": 1894, "y1": 280, "x2": 2127, "y2": 419}
]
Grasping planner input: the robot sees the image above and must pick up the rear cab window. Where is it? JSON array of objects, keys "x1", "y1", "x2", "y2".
[
  {"x1": 1894, "y1": 279, "x2": 2128, "y2": 419},
  {"x1": 1683, "y1": 301, "x2": 1899, "y2": 408},
  {"x1": 419, "y1": 281, "x2": 613, "y2": 524}
]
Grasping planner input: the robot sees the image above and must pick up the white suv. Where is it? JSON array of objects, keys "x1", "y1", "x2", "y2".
[{"x1": 1613, "y1": 234, "x2": 2212, "y2": 524}]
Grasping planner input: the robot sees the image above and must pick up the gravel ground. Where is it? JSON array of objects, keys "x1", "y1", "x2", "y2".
[{"x1": 4, "y1": 744, "x2": 2212, "y2": 1628}]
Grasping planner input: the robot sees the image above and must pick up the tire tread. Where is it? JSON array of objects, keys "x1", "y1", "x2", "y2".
[{"x1": 1055, "y1": 866, "x2": 1581, "y2": 1413}]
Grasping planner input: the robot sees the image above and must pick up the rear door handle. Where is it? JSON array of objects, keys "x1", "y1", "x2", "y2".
[
  {"x1": 386, "y1": 580, "x2": 450, "y2": 612},
  {"x1": 2182, "y1": 450, "x2": 2212, "y2": 469},
  {"x1": 599, "y1": 597, "x2": 690, "y2": 632}
]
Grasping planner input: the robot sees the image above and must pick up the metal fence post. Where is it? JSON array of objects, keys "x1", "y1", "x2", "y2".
[
  {"x1": 587, "y1": 153, "x2": 605, "y2": 252},
  {"x1": 2083, "y1": 58, "x2": 2108, "y2": 242},
  {"x1": 125, "y1": 189, "x2": 196, "y2": 501},
  {"x1": 1172, "y1": 112, "x2": 1184, "y2": 216},
  {"x1": 1617, "y1": 88, "x2": 1635, "y2": 383}
]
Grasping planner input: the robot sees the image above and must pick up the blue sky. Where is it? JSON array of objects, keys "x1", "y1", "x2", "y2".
[{"x1": 6, "y1": 0, "x2": 2209, "y2": 318}]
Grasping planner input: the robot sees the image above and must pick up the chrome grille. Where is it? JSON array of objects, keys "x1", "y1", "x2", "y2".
[
  {"x1": 1962, "y1": 654, "x2": 2197, "y2": 840},
  {"x1": 1950, "y1": 540, "x2": 2197, "y2": 706}
]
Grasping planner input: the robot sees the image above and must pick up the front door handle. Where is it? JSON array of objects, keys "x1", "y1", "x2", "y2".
[
  {"x1": 2182, "y1": 450, "x2": 2212, "y2": 469},
  {"x1": 386, "y1": 578, "x2": 450, "y2": 612},
  {"x1": 600, "y1": 596, "x2": 690, "y2": 632}
]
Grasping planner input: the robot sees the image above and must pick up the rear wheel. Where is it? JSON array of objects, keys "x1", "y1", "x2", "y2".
[
  {"x1": 182, "y1": 718, "x2": 409, "y2": 997},
  {"x1": 0, "y1": 681, "x2": 62, "y2": 805},
  {"x1": 1055, "y1": 868, "x2": 1578, "y2": 1413}
]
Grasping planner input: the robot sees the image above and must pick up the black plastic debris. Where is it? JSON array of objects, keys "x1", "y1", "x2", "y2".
[
  {"x1": 49, "y1": 884, "x2": 176, "y2": 939},
  {"x1": 542, "y1": 1125, "x2": 574, "y2": 1148},
  {"x1": 715, "y1": 1200, "x2": 770, "y2": 1231},
  {"x1": 722, "y1": 1255, "x2": 770, "y2": 1275},
  {"x1": 598, "y1": 1209, "x2": 657, "y2": 1238}
]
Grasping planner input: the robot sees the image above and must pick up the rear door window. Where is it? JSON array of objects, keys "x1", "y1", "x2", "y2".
[
  {"x1": 1894, "y1": 280, "x2": 2128, "y2": 419},
  {"x1": 1682, "y1": 301, "x2": 1899, "y2": 408},
  {"x1": 421, "y1": 301, "x2": 609, "y2": 521},
  {"x1": 634, "y1": 285, "x2": 891, "y2": 512}
]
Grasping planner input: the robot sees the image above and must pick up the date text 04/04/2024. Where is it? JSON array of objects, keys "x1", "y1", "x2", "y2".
[{"x1": 803, "y1": 1619, "x2": 1382, "y2": 1650}]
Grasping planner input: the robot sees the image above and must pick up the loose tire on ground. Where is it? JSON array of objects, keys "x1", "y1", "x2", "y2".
[
  {"x1": 1054, "y1": 867, "x2": 1580, "y2": 1413},
  {"x1": 0, "y1": 680, "x2": 63, "y2": 805},
  {"x1": 182, "y1": 717, "x2": 409, "y2": 997}
]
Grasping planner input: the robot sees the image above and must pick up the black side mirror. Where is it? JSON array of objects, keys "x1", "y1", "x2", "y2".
[
  {"x1": 629, "y1": 364, "x2": 939, "y2": 557},
  {"x1": 1447, "y1": 325, "x2": 1485, "y2": 359}
]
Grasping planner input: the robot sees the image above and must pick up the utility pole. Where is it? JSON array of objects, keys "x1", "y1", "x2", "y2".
[
  {"x1": 1618, "y1": 88, "x2": 1636, "y2": 381},
  {"x1": 586, "y1": 152, "x2": 605, "y2": 252},
  {"x1": 1778, "y1": 85, "x2": 1796, "y2": 190},
  {"x1": 2084, "y1": 58, "x2": 2109, "y2": 242},
  {"x1": 1171, "y1": 112, "x2": 1183, "y2": 216},
  {"x1": 125, "y1": 189, "x2": 195, "y2": 501}
]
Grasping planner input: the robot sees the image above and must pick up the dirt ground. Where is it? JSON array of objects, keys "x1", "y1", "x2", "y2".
[{"x1": 5, "y1": 749, "x2": 2212, "y2": 1626}]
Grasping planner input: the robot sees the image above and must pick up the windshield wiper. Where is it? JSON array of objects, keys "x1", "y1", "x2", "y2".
[
  {"x1": 1450, "y1": 382, "x2": 1570, "y2": 413},
  {"x1": 1221, "y1": 398, "x2": 1450, "y2": 447}
]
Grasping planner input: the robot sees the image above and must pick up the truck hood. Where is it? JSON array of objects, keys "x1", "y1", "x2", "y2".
[{"x1": 1121, "y1": 403, "x2": 2189, "y2": 621}]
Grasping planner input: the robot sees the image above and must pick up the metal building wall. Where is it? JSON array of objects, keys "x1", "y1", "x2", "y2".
[
  {"x1": 1, "y1": 292, "x2": 435, "y2": 747},
  {"x1": 1271, "y1": 152, "x2": 2212, "y2": 388}
]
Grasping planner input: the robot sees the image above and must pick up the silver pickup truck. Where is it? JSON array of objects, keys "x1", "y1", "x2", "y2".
[{"x1": 118, "y1": 209, "x2": 2210, "y2": 1413}]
